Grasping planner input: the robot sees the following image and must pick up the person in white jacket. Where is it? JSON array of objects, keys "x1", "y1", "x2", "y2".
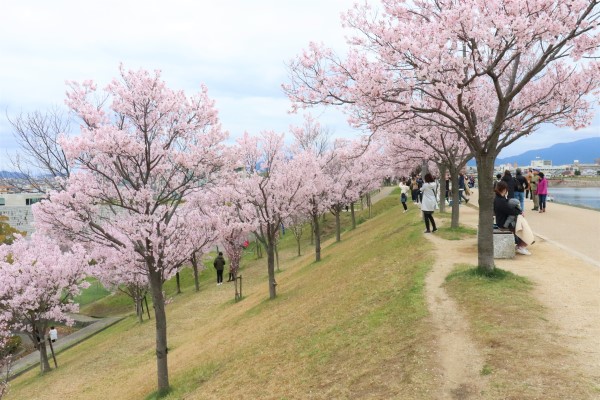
[
  {"x1": 399, "y1": 179, "x2": 410, "y2": 213},
  {"x1": 420, "y1": 173, "x2": 439, "y2": 233}
]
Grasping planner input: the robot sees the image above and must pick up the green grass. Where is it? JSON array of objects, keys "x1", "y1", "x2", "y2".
[
  {"x1": 9, "y1": 189, "x2": 441, "y2": 400},
  {"x1": 444, "y1": 264, "x2": 595, "y2": 399},
  {"x1": 73, "y1": 278, "x2": 111, "y2": 306},
  {"x1": 434, "y1": 225, "x2": 477, "y2": 240}
]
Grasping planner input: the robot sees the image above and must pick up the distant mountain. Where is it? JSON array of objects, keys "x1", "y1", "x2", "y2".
[
  {"x1": 468, "y1": 137, "x2": 600, "y2": 167},
  {"x1": 0, "y1": 171, "x2": 28, "y2": 179},
  {"x1": 497, "y1": 137, "x2": 600, "y2": 166}
]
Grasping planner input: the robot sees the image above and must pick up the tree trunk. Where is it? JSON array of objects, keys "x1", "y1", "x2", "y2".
[
  {"x1": 267, "y1": 241, "x2": 277, "y2": 299},
  {"x1": 450, "y1": 168, "x2": 460, "y2": 229},
  {"x1": 191, "y1": 256, "x2": 200, "y2": 292},
  {"x1": 255, "y1": 238, "x2": 262, "y2": 259},
  {"x1": 296, "y1": 235, "x2": 301, "y2": 256},
  {"x1": 476, "y1": 154, "x2": 497, "y2": 272},
  {"x1": 351, "y1": 203, "x2": 356, "y2": 229},
  {"x1": 149, "y1": 270, "x2": 170, "y2": 394},
  {"x1": 37, "y1": 333, "x2": 51, "y2": 373},
  {"x1": 367, "y1": 193, "x2": 372, "y2": 218},
  {"x1": 438, "y1": 164, "x2": 447, "y2": 214},
  {"x1": 334, "y1": 209, "x2": 341, "y2": 242},
  {"x1": 175, "y1": 271, "x2": 181, "y2": 294},
  {"x1": 136, "y1": 297, "x2": 143, "y2": 323},
  {"x1": 313, "y1": 212, "x2": 321, "y2": 262},
  {"x1": 309, "y1": 221, "x2": 314, "y2": 245},
  {"x1": 275, "y1": 244, "x2": 280, "y2": 272}
]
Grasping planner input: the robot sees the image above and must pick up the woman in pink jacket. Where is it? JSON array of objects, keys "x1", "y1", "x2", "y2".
[{"x1": 537, "y1": 172, "x2": 548, "y2": 213}]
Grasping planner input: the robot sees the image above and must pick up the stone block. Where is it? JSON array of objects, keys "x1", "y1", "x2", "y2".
[{"x1": 493, "y1": 230, "x2": 515, "y2": 259}]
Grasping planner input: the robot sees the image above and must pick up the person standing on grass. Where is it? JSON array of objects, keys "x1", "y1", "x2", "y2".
[
  {"x1": 494, "y1": 181, "x2": 531, "y2": 255},
  {"x1": 513, "y1": 168, "x2": 528, "y2": 212},
  {"x1": 399, "y1": 178, "x2": 409, "y2": 213},
  {"x1": 213, "y1": 252, "x2": 226, "y2": 285},
  {"x1": 420, "y1": 173, "x2": 438, "y2": 233},
  {"x1": 537, "y1": 172, "x2": 548, "y2": 213},
  {"x1": 530, "y1": 169, "x2": 540, "y2": 211}
]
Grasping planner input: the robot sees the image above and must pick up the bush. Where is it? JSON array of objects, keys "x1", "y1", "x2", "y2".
[{"x1": 1, "y1": 336, "x2": 22, "y2": 356}]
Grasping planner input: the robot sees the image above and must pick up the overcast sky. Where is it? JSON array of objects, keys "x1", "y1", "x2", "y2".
[{"x1": 1, "y1": 0, "x2": 598, "y2": 169}]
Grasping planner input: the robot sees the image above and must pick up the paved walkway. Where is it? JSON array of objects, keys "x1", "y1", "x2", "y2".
[
  {"x1": 8, "y1": 316, "x2": 124, "y2": 379},
  {"x1": 468, "y1": 189, "x2": 600, "y2": 267}
]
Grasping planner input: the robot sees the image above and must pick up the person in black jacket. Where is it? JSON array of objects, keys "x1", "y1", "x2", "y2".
[
  {"x1": 213, "y1": 252, "x2": 226, "y2": 285},
  {"x1": 514, "y1": 168, "x2": 528, "y2": 211},
  {"x1": 494, "y1": 181, "x2": 530, "y2": 255},
  {"x1": 501, "y1": 170, "x2": 516, "y2": 199}
]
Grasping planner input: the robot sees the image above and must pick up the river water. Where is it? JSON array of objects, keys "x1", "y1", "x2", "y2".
[{"x1": 547, "y1": 187, "x2": 600, "y2": 210}]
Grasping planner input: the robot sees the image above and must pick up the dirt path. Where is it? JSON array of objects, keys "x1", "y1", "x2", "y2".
[
  {"x1": 433, "y1": 201, "x2": 600, "y2": 388},
  {"x1": 425, "y1": 234, "x2": 488, "y2": 399}
]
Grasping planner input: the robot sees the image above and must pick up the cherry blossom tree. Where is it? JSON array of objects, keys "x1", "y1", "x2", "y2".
[
  {"x1": 0, "y1": 234, "x2": 89, "y2": 373},
  {"x1": 33, "y1": 66, "x2": 227, "y2": 393},
  {"x1": 91, "y1": 251, "x2": 150, "y2": 323},
  {"x1": 285, "y1": 0, "x2": 600, "y2": 271},
  {"x1": 291, "y1": 116, "x2": 334, "y2": 261},
  {"x1": 0, "y1": 317, "x2": 11, "y2": 399},
  {"x1": 234, "y1": 131, "x2": 313, "y2": 299},
  {"x1": 212, "y1": 190, "x2": 257, "y2": 299},
  {"x1": 326, "y1": 138, "x2": 385, "y2": 238},
  {"x1": 285, "y1": 212, "x2": 310, "y2": 256},
  {"x1": 384, "y1": 122, "x2": 472, "y2": 227}
]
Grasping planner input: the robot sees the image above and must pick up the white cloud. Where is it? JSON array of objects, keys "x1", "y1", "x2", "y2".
[
  {"x1": 0, "y1": 0, "x2": 357, "y2": 163},
  {"x1": 0, "y1": 0, "x2": 597, "y2": 169}
]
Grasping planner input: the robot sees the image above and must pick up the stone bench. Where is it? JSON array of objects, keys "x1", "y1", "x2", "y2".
[{"x1": 493, "y1": 228, "x2": 515, "y2": 259}]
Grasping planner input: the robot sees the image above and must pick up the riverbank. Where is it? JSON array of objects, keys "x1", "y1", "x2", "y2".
[{"x1": 548, "y1": 178, "x2": 600, "y2": 188}]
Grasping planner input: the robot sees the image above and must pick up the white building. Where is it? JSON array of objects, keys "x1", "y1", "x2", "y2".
[{"x1": 0, "y1": 193, "x2": 46, "y2": 236}]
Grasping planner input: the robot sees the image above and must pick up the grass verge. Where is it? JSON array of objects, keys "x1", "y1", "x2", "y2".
[
  {"x1": 434, "y1": 225, "x2": 477, "y2": 240},
  {"x1": 445, "y1": 264, "x2": 596, "y2": 399}
]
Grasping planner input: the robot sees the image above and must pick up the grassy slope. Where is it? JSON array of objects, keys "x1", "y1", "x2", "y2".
[{"x1": 8, "y1": 195, "x2": 440, "y2": 399}]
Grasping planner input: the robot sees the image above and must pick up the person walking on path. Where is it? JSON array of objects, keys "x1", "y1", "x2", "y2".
[
  {"x1": 420, "y1": 173, "x2": 438, "y2": 233},
  {"x1": 494, "y1": 181, "x2": 531, "y2": 255},
  {"x1": 49, "y1": 326, "x2": 58, "y2": 343},
  {"x1": 501, "y1": 170, "x2": 516, "y2": 199},
  {"x1": 213, "y1": 252, "x2": 226, "y2": 285},
  {"x1": 458, "y1": 172, "x2": 470, "y2": 204},
  {"x1": 399, "y1": 179, "x2": 410, "y2": 213},
  {"x1": 537, "y1": 172, "x2": 549, "y2": 213},
  {"x1": 530, "y1": 169, "x2": 540, "y2": 211},
  {"x1": 513, "y1": 168, "x2": 528, "y2": 211}
]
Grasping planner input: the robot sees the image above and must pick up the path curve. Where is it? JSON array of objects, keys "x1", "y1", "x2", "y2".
[{"x1": 425, "y1": 234, "x2": 487, "y2": 399}]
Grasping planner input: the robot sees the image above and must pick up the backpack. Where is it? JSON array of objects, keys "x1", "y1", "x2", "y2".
[{"x1": 514, "y1": 177, "x2": 524, "y2": 191}]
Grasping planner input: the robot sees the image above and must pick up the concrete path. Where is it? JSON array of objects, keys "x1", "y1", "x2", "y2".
[
  {"x1": 370, "y1": 186, "x2": 395, "y2": 204},
  {"x1": 8, "y1": 316, "x2": 124, "y2": 379},
  {"x1": 468, "y1": 188, "x2": 600, "y2": 267}
]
